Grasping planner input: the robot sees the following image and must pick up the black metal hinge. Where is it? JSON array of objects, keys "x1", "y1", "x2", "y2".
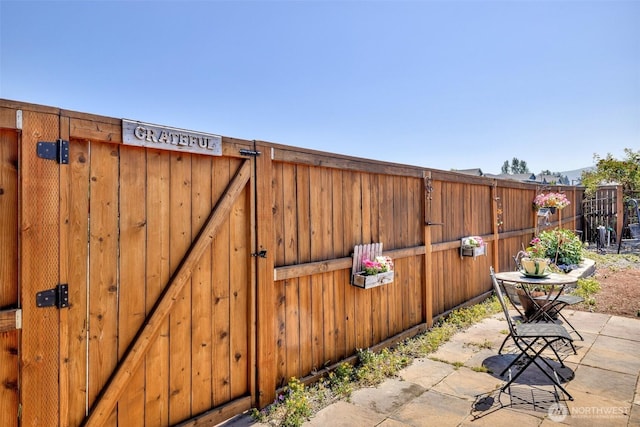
[
  {"x1": 239, "y1": 148, "x2": 261, "y2": 157},
  {"x1": 36, "y1": 284, "x2": 69, "y2": 309},
  {"x1": 37, "y1": 139, "x2": 69, "y2": 164}
]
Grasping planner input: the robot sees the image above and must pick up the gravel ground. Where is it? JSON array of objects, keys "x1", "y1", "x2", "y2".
[{"x1": 574, "y1": 243, "x2": 640, "y2": 319}]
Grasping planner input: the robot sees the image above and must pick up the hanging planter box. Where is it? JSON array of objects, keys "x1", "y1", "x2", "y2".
[
  {"x1": 350, "y1": 243, "x2": 394, "y2": 289},
  {"x1": 460, "y1": 236, "x2": 486, "y2": 258},
  {"x1": 461, "y1": 245, "x2": 486, "y2": 258},
  {"x1": 351, "y1": 270, "x2": 395, "y2": 289}
]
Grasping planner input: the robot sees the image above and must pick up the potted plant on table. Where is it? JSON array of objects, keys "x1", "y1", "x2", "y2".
[{"x1": 519, "y1": 237, "x2": 550, "y2": 277}]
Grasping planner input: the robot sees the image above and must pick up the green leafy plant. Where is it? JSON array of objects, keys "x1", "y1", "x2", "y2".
[
  {"x1": 574, "y1": 276, "x2": 601, "y2": 308},
  {"x1": 538, "y1": 228, "x2": 583, "y2": 267},
  {"x1": 251, "y1": 297, "x2": 501, "y2": 426}
]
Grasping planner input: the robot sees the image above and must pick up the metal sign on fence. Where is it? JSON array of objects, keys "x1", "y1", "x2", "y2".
[{"x1": 123, "y1": 119, "x2": 222, "y2": 156}]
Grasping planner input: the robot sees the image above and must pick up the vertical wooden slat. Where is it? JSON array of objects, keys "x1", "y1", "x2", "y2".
[
  {"x1": 168, "y1": 152, "x2": 192, "y2": 424},
  {"x1": 229, "y1": 166, "x2": 249, "y2": 400},
  {"x1": 255, "y1": 142, "x2": 276, "y2": 409},
  {"x1": 282, "y1": 164, "x2": 300, "y2": 379},
  {"x1": 88, "y1": 141, "x2": 120, "y2": 427},
  {"x1": 0, "y1": 129, "x2": 19, "y2": 427},
  {"x1": 190, "y1": 154, "x2": 213, "y2": 415},
  {"x1": 331, "y1": 170, "x2": 346, "y2": 360},
  {"x1": 342, "y1": 171, "x2": 358, "y2": 353},
  {"x1": 20, "y1": 110, "x2": 61, "y2": 426},
  {"x1": 272, "y1": 163, "x2": 286, "y2": 387},
  {"x1": 319, "y1": 168, "x2": 335, "y2": 364},
  {"x1": 212, "y1": 157, "x2": 231, "y2": 406},
  {"x1": 117, "y1": 146, "x2": 148, "y2": 426},
  {"x1": 296, "y1": 165, "x2": 313, "y2": 377},
  {"x1": 144, "y1": 149, "x2": 170, "y2": 427},
  {"x1": 308, "y1": 167, "x2": 324, "y2": 372},
  {"x1": 59, "y1": 116, "x2": 71, "y2": 427},
  {"x1": 66, "y1": 138, "x2": 90, "y2": 426}
]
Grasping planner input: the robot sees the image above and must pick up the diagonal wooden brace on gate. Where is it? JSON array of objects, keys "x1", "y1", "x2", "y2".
[{"x1": 83, "y1": 159, "x2": 251, "y2": 427}]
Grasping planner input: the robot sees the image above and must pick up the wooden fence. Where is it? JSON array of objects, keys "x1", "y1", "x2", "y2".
[{"x1": 0, "y1": 99, "x2": 585, "y2": 427}]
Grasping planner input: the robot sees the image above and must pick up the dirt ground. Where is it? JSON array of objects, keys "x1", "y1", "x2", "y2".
[{"x1": 574, "y1": 243, "x2": 640, "y2": 319}]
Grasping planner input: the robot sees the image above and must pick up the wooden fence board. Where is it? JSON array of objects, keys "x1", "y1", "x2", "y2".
[
  {"x1": 144, "y1": 149, "x2": 170, "y2": 427},
  {"x1": 0, "y1": 129, "x2": 18, "y2": 427},
  {"x1": 191, "y1": 155, "x2": 213, "y2": 415},
  {"x1": 118, "y1": 146, "x2": 148, "y2": 426},
  {"x1": 212, "y1": 157, "x2": 231, "y2": 407},
  {"x1": 20, "y1": 110, "x2": 61, "y2": 426},
  {"x1": 229, "y1": 180, "x2": 250, "y2": 400}
]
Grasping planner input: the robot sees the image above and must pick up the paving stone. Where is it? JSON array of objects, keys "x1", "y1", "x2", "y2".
[
  {"x1": 349, "y1": 378, "x2": 425, "y2": 415},
  {"x1": 431, "y1": 367, "x2": 502, "y2": 400},
  {"x1": 601, "y1": 315, "x2": 640, "y2": 341},
  {"x1": 568, "y1": 364, "x2": 637, "y2": 403},
  {"x1": 304, "y1": 400, "x2": 386, "y2": 426},
  {"x1": 388, "y1": 390, "x2": 471, "y2": 427},
  {"x1": 399, "y1": 357, "x2": 455, "y2": 389},
  {"x1": 581, "y1": 334, "x2": 640, "y2": 375}
]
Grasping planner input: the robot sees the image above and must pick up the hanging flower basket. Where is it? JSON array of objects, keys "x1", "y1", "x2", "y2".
[{"x1": 533, "y1": 192, "x2": 570, "y2": 211}]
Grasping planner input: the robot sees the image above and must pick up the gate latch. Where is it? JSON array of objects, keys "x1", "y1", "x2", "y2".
[
  {"x1": 37, "y1": 139, "x2": 69, "y2": 164},
  {"x1": 36, "y1": 284, "x2": 69, "y2": 309},
  {"x1": 251, "y1": 250, "x2": 267, "y2": 258}
]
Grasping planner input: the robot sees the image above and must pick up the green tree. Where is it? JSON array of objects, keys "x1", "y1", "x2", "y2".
[
  {"x1": 501, "y1": 157, "x2": 530, "y2": 174},
  {"x1": 581, "y1": 149, "x2": 640, "y2": 196},
  {"x1": 501, "y1": 160, "x2": 510, "y2": 174}
]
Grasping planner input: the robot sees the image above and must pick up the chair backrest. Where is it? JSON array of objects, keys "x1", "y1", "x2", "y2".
[{"x1": 489, "y1": 266, "x2": 517, "y2": 337}]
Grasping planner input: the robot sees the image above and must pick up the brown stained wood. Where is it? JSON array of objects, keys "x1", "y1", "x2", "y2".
[
  {"x1": 0, "y1": 309, "x2": 20, "y2": 333},
  {"x1": 212, "y1": 157, "x2": 232, "y2": 407},
  {"x1": 254, "y1": 142, "x2": 276, "y2": 408},
  {"x1": 87, "y1": 141, "x2": 120, "y2": 425},
  {"x1": 84, "y1": 160, "x2": 251, "y2": 427},
  {"x1": 0, "y1": 130, "x2": 19, "y2": 427},
  {"x1": 0, "y1": 106, "x2": 18, "y2": 129},
  {"x1": 20, "y1": 110, "x2": 61, "y2": 427},
  {"x1": 66, "y1": 139, "x2": 90, "y2": 426},
  {"x1": 270, "y1": 143, "x2": 424, "y2": 178},
  {"x1": 229, "y1": 182, "x2": 250, "y2": 400},
  {"x1": 144, "y1": 149, "x2": 170, "y2": 427},
  {"x1": 282, "y1": 164, "x2": 300, "y2": 379},
  {"x1": 176, "y1": 396, "x2": 252, "y2": 427},
  {"x1": 342, "y1": 170, "x2": 358, "y2": 354},
  {"x1": 58, "y1": 116, "x2": 71, "y2": 427},
  {"x1": 295, "y1": 166, "x2": 313, "y2": 378},
  {"x1": 117, "y1": 146, "x2": 148, "y2": 426},
  {"x1": 168, "y1": 152, "x2": 193, "y2": 424},
  {"x1": 70, "y1": 117, "x2": 121, "y2": 143},
  {"x1": 190, "y1": 155, "x2": 213, "y2": 415},
  {"x1": 272, "y1": 163, "x2": 287, "y2": 387},
  {"x1": 331, "y1": 171, "x2": 346, "y2": 360}
]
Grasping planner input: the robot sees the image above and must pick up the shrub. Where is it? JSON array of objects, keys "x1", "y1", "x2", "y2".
[{"x1": 538, "y1": 228, "x2": 583, "y2": 267}]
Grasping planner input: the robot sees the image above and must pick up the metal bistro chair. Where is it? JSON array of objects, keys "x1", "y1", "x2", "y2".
[{"x1": 490, "y1": 267, "x2": 575, "y2": 401}]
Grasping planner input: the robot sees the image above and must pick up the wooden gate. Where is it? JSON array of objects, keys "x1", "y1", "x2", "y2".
[{"x1": 6, "y1": 103, "x2": 270, "y2": 427}]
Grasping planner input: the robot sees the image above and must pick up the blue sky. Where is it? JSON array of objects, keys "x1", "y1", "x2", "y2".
[{"x1": 1, "y1": 0, "x2": 638, "y2": 174}]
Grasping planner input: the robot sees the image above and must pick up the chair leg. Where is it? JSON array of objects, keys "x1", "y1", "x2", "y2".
[{"x1": 500, "y1": 343, "x2": 574, "y2": 401}]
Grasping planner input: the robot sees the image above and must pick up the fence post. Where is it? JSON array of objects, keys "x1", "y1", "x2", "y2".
[
  {"x1": 422, "y1": 171, "x2": 433, "y2": 328},
  {"x1": 491, "y1": 181, "x2": 500, "y2": 272},
  {"x1": 616, "y1": 185, "x2": 624, "y2": 242}
]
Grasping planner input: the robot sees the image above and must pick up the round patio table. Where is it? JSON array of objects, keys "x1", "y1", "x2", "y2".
[{"x1": 493, "y1": 271, "x2": 578, "y2": 322}]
